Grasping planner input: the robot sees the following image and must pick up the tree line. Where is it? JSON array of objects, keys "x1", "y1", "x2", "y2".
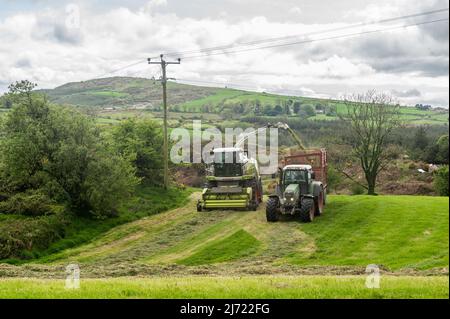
[{"x1": 0, "y1": 81, "x2": 165, "y2": 219}]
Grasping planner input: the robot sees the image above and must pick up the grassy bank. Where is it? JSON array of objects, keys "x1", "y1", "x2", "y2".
[
  {"x1": 0, "y1": 276, "x2": 447, "y2": 298},
  {"x1": 286, "y1": 195, "x2": 449, "y2": 270},
  {"x1": 0, "y1": 186, "x2": 193, "y2": 264},
  {"x1": 8, "y1": 194, "x2": 444, "y2": 277}
]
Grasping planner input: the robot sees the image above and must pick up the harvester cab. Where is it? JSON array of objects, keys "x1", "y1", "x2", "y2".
[{"x1": 196, "y1": 147, "x2": 263, "y2": 211}]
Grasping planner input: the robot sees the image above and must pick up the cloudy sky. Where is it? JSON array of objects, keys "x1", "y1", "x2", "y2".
[{"x1": 0, "y1": 0, "x2": 448, "y2": 106}]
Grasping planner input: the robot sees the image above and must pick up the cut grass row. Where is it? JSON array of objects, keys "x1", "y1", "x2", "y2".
[
  {"x1": 0, "y1": 276, "x2": 447, "y2": 298},
  {"x1": 21, "y1": 194, "x2": 448, "y2": 275}
]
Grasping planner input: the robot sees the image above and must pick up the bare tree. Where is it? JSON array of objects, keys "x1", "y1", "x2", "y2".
[{"x1": 339, "y1": 90, "x2": 402, "y2": 195}]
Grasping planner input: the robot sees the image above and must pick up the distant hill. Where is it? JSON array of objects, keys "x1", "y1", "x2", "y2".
[
  {"x1": 34, "y1": 76, "x2": 449, "y2": 125},
  {"x1": 38, "y1": 76, "x2": 221, "y2": 109}
]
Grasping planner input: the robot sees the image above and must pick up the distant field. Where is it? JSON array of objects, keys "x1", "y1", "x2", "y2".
[
  {"x1": 19, "y1": 76, "x2": 445, "y2": 126},
  {"x1": 0, "y1": 276, "x2": 447, "y2": 298}
]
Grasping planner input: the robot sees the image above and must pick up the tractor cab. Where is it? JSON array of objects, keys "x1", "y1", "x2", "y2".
[{"x1": 280, "y1": 165, "x2": 313, "y2": 194}]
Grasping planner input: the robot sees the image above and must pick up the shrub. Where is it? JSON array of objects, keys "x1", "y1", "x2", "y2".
[
  {"x1": 0, "y1": 190, "x2": 54, "y2": 216},
  {"x1": 350, "y1": 183, "x2": 365, "y2": 195},
  {"x1": 327, "y1": 165, "x2": 342, "y2": 193},
  {"x1": 111, "y1": 119, "x2": 163, "y2": 186},
  {"x1": 0, "y1": 83, "x2": 139, "y2": 218},
  {"x1": 0, "y1": 213, "x2": 69, "y2": 259},
  {"x1": 434, "y1": 166, "x2": 449, "y2": 196},
  {"x1": 408, "y1": 162, "x2": 417, "y2": 170}
]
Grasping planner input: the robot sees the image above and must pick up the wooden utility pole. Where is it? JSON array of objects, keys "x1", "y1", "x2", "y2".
[{"x1": 148, "y1": 54, "x2": 181, "y2": 189}]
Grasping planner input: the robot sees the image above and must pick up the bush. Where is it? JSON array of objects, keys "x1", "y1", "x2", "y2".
[
  {"x1": 350, "y1": 183, "x2": 365, "y2": 195},
  {"x1": 0, "y1": 82, "x2": 139, "y2": 218},
  {"x1": 0, "y1": 213, "x2": 69, "y2": 259},
  {"x1": 111, "y1": 119, "x2": 163, "y2": 186},
  {"x1": 434, "y1": 166, "x2": 449, "y2": 196},
  {"x1": 408, "y1": 162, "x2": 417, "y2": 170},
  {"x1": 327, "y1": 165, "x2": 342, "y2": 193},
  {"x1": 0, "y1": 190, "x2": 54, "y2": 216}
]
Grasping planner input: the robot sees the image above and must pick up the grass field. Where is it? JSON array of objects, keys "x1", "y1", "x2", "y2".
[
  {"x1": 0, "y1": 276, "x2": 447, "y2": 298},
  {"x1": 3, "y1": 194, "x2": 446, "y2": 273},
  {"x1": 0, "y1": 193, "x2": 448, "y2": 298}
]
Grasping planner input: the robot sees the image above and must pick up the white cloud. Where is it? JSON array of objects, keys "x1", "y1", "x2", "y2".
[
  {"x1": 289, "y1": 6, "x2": 302, "y2": 15},
  {"x1": 0, "y1": 1, "x2": 448, "y2": 107},
  {"x1": 141, "y1": 0, "x2": 168, "y2": 13}
]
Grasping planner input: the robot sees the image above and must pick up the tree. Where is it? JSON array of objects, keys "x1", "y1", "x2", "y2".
[
  {"x1": 274, "y1": 104, "x2": 283, "y2": 115},
  {"x1": 435, "y1": 135, "x2": 449, "y2": 164},
  {"x1": 293, "y1": 101, "x2": 301, "y2": 114},
  {"x1": 111, "y1": 119, "x2": 164, "y2": 185},
  {"x1": 340, "y1": 90, "x2": 402, "y2": 195},
  {"x1": 415, "y1": 104, "x2": 431, "y2": 111},
  {"x1": 424, "y1": 135, "x2": 449, "y2": 164},
  {"x1": 283, "y1": 100, "x2": 292, "y2": 115},
  {"x1": 434, "y1": 166, "x2": 449, "y2": 196},
  {"x1": 326, "y1": 105, "x2": 337, "y2": 116},
  {"x1": 300, "y1": 104, "x2": 315, "y2": 118},
  {"x1": 254, "y1": 99, "x2": 261, "y2": 114},
  {"x1": 413, "y1": 126, "x2": 429, "y2": 150},
  {"x1": 263, "y1": 104, "x2": 273, "y2": 115},
  {"x1": 0, "y1": 81, "x2": 138, "y2": 217}
]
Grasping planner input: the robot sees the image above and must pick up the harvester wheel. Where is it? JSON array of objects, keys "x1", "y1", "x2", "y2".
[
  {"x1": 266, "y1": 197, "x2": 280, "y2": 222},
  {"x1": 314, "y1": 189, "x2": 324, "y2": 216},
  {"x1": 196, "y1": 202, "x2": 202, "y2": 212},
  {"x1": 299, "y1": 197, "x2": 315, "y2": 222}
]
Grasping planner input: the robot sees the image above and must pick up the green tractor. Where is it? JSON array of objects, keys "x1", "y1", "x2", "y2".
[
  {"x1": 266, "y1": 150, "x2": 327, "y2": 222},
  {"x1": 197, "y1": 147, "x2": 263, "y2": 211}
]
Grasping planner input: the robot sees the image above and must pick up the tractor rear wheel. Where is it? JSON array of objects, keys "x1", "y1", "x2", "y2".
[
  {"x1": 314, "y1": 189, "x2": 324, "y2": 216},
  {"x1": 266, "y1": 197, "x2": 280, "y2": 222},
  {"x1": 299, "y1": 197, "x2": 315, "y2": 222}
]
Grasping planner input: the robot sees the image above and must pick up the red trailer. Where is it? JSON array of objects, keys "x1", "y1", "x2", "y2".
[{"x1": 282, "y1": 148, "x2": 328, "y2": 188}]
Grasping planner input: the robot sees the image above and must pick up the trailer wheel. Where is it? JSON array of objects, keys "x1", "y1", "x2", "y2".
[
  {"x1": 314, "y1": 189, "x2": 324, "y2": 216},
  {"x1": 299, "y1": 197, "x2": 315, "y2": 222},
  {"x1": 266, "y1": 197, "x2": 280, "y2": 222}
]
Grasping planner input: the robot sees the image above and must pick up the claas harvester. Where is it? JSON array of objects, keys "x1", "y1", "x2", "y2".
[{"x1": 196, "y1": 147, "x2": 263, "y2": 211}]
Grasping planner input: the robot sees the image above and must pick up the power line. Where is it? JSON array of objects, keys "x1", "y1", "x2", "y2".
[
  {"x1": 86, "y1": 8, "x2": 448, "y2": 80},
  {"x1": 174, "y1": 78, "x2": 333, "y2": 99},
  {"x1": 93, "y1": 59, "x2": 146, "y2": 79},
  {"x1": 149, "y1": 8, "x2": 449, "y2": 59},
  {"x1": 179, "y1": 17, "x2": 449, "y2": 60}
]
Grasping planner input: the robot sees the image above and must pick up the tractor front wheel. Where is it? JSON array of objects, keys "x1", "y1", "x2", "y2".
[
  {"x1": 266, "y1": 197, "x2": 280, "y2": 222},
  {"x1": 299, "y1": 197, "x2": 315, "y2": 222}
]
